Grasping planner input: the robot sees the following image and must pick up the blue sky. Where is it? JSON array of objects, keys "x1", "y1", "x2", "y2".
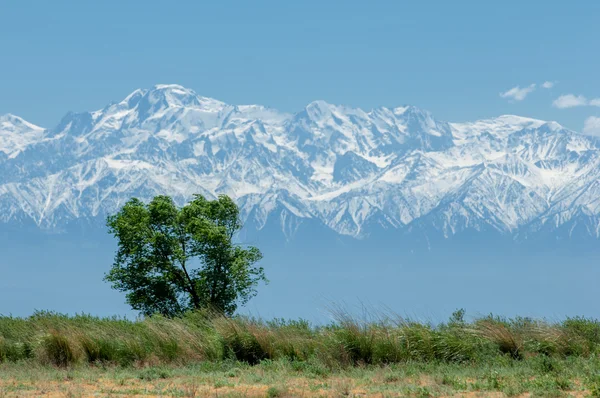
[{"x1": 1, "y1": 1, "x2": 599, "y2": 133}]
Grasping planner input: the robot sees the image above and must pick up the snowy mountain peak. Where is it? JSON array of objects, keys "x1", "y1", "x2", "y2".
[
  {"x1": 1, "y1": 85, "x2": 599, "y2": 241},
  {"x1": 304, "y1": 100, "x2": 335, "y2": 120},
  {"x1": 122, "y1": 88, "x2": 147, "y2": 106},
  {"x1": 0, "y1": 113, "x2": 45, "y2": 157},
  {"x1": 130, "y1": 85, "x2": 228, "y2": 120},
  {"x1": 0, "y1": 113, "x2": 43, "y2": 130},
  {"x1": 539, "y1": 121, "x2": 565, "y2": 133}
]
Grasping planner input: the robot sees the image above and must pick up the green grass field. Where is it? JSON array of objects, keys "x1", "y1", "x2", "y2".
[{"x1": 1, "y1": 310, "x2": 600, "y2": 397}]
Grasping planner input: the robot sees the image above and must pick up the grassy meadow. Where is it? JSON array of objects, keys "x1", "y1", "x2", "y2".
[{"x1": 1, "y1": 310, "x2": 600, "y2": 397}]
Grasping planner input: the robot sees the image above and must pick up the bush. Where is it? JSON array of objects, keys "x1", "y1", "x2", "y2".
[
  {"x1": 563, "y1": 317, "x2": 600, "y2": 355},
  {"x1": 42, "y1": 331, "x2": 77, "y2": 367},
  {"x1": 138, "y1": 366, "x2": 172, "y2": 381},
  {"x1": 0, "y1": 337, "x2": 5, "y2": 362},
  {"x1": 80, "y1": 336, "x2": 119, "y2": 363},
  {"x1": 214, "y1": 317, "x2": 272, "y2": 364},
  {"x1": 473, "y1": 318, "x2": 522, "y2": 359},
  {"x1": 266, "y1": 385, "x2": 289, "y2": 397},
  {"x1": 1, "y1": 310, "x2": 600, "y2": 369}
]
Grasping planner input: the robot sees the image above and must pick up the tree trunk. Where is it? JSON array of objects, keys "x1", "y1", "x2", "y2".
[{"x1": 180, "y1": 239, "x2": 201, "y2": 309}]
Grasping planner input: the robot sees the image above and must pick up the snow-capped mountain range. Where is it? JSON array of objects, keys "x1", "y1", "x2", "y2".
[{"x1": 1, "y1": 84, "x2": 600, "y2": 240}]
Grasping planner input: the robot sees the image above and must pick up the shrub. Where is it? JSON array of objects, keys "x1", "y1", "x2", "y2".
[
  {"x1": 400, "y1": 323, "x2": 436, "y2": 362},
  {"x1": 432, "y1": 328, "x2": 478, "y2": 362},
  {"x1": 0, "y1": 337, "x2": 5, "y2": 362},
  {"x1": 80, "y1": 336, "x2": 119, "y2": 364},
  {"x1": 563, "y1": 317, "x2": 600, "y2": 355},
  {"x1": 1, "y1": 309, "x2": 600, "y2": 370},
  {"x1": 138, "y1": 367, "x2": 172, "y2": 381},
  {"x1": 331, "y1": 322, "x2": 375, "y2": 365},
  {"x1": 42, "y1": 331, "x2": 77, "y2": 367},
  {"x1": 473, "y1": 318, "x2": 522, "y2": 359},
  {"x1": 266, "y1": 385, "x2": 288, "y2": 398},
  {"x1": 214, "y1": 317, "x2": 272, "y2": 364}
]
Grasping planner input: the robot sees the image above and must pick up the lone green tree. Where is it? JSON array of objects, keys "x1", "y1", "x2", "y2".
[{"x1": 105, "y1": 194, "x2": 266, "y2": 317}]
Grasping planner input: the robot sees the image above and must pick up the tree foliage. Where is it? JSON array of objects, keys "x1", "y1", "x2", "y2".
[{"x1": 105, "y1": 194, "x2": 266, "y2": 316}]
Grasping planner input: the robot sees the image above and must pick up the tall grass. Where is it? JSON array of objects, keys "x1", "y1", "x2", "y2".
[{"x1": 0, "y1": 310, "x2": 599, "y2": 369}]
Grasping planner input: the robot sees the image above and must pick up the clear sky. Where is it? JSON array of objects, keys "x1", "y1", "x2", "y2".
[{"x1": 1, "y1": 0, "x2": 599, "y2": 133}]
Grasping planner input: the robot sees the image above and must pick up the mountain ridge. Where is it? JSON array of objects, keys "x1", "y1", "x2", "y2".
[{"x1": 2, "y1": 84, "x2": 600, "y2": 240}]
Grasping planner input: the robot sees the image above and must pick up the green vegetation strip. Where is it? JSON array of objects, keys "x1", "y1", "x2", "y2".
[{"x1": 2, "y1": 310, "x2": 600, "y2": 395}]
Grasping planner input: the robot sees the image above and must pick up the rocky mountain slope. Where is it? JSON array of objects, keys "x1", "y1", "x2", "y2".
[{"x1": 2, "y1": 84, "x2": 599, "y2": 239}]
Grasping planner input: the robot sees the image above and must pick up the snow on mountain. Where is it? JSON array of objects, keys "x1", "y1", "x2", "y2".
[
  {"x1": 1, "y1": 84, "x2": 600, "y2": 239},
  {"x1": 0, "y1": 114, "x2": 44, "y2": 158}
]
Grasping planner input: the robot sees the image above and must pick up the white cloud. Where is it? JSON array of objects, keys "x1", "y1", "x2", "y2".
[
  {"x1": 500, "y1": 84, "x2": 536, "y2": 101},
  {"x1": 542, "y1": 81, "x2": 555, "y2": 89},
  {"x1": 552, "y1": 94, "x2": 588, "y2": 109},
  {"x1": 582, "y1": 116, "x2": 600, "y2": 137},
  {"x1": 590, "y1": 98, "x2": 600, "y2": 107}
]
